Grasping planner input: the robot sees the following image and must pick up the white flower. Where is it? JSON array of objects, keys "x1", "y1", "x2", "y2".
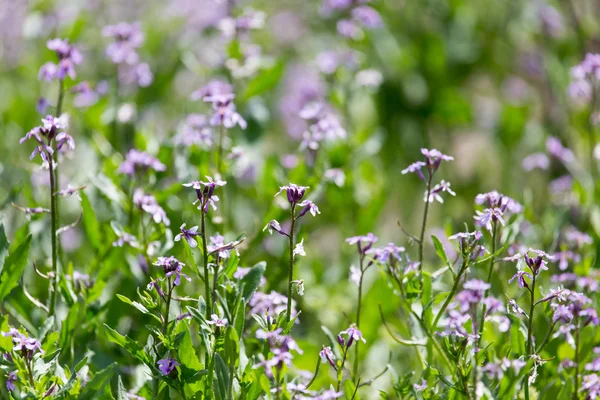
[{"x1": 294, "y1": 239, "x2": 306, "y2": 256}]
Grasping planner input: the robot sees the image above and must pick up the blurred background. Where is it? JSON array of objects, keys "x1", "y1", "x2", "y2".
[{"x1": 1, "y1": 0, "x2": 599, "y2": 396}]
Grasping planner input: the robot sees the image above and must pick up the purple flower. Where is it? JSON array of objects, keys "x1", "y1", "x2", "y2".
[
  {"x1": 346, "y1": 233, "x2": 378, "y2": 255},
  {"x1": 133, "y1": 190, "x2": 170, "y2": 225},
  {"x1": 5, "y1": 371, "x2": 16, "y2": 391},
  {"x1": 522, "y1": 153, "x2": 550, "y2": 171},
  {"x1": 249, "y1": 291, "x2": 296, "y2": 318},
  {"x1": 119, "y1": 62, "x2": 154, "y2": 87},
  {"x1": 298, "y1": 102, "x2": 346, "y2": 151},
  {"x1": 275, "y1": 183, "x2": 309, "y2": 204},
  {"x1": 413, "y1": 379, "x2": 428, "y2": 391},
  {"x1": 366, "y1": 242, "x2": 405, "y2": 264},
  {"x1": 206, "y1": 314, "x2": 228, "y2": 327},
  {"x1": 552, "y1": 304, "x2": 573, "y2": 323},
  {"x1": 3, "y1": 330, "x2": 43, "y2": 359},
  {"x1": 564, "y1": 227, "x2": 593, "y2": 249},
  {"x1": 507, "y1": 299, "x2": 528, "y2": 318},
  {"x1": 190, "y1": 80, "x2": 233, "y2": 101},
  {"x1": 175, "y1": 114, "x2": 213, "y2": 147},
  {"x1": 103, "y1": 22, "x2": 144, "y2": 65},
  {"x1": 508, "y1": 270, "x2": 532, "y2": 289},
  {"x1": 118, "y1": 149, "x2": 166, "y2": 176},
  {"x1": 319, "y1": 346, "x2": 336, "y2": 367},
  {"x1": 351, "y1": 6, "x2": 382, "y2": 28},
  {"x1": 425, "y1": 180, "x2": 456, "y2": 203},
  {"x1": 340, "y1": 325, "x2": 366, "y2": 348},
  {"x1": 174, "y1": 223, "x2": 199, "y2": 248},
  {"x1": 182, "y1": 177, "x2": 226, "y2": 212},
  {"x1": 207, "y1": 233, "x2": 237, "y2": 259},
  {"x1": 39, "y1": 38, "x2": 83, "y2": 81},
  {"x1": 204, "y1": 93, "x2": 247, "y2": 129},
  {"x1": 157, "y1": 358, "x2": 180, "y2": 375},
  {"x1": 55, "y1": 185, "x2": 85, "y2": 200},
  {"x1": 475, "y1": 191, "x2": 522, "y2": 213},
  {"x1": 11, "y1": 204, "x2": 51, "y2": 221},
  {"x1": 263, "y1": 220, "x2": 288, "y2": 237},
  {"x1": 153, "y1": 256, "x2": 191, "y2": 286},
  {"x1": 546, "y1": 137, "x2": 575, "y2": 163},
  {"x1": 401, "y1": 161, "x2": 427, "y2": 180},
  {"x1": 297, "y1": 200, "x2": 320, "y2": 218}
]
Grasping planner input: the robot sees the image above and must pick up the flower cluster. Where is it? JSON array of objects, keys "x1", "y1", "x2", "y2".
[
  {"x1": 39, "y1": 38, "x2": 83, "y2": 81},
  {"x1": 118, "y1": 149, "x2": 166, "y2": 177},
  {"x1": 182, "y1": 177, "x2": 227, "y2": 213},
  {"x1": 103, "y1": 22, "x2": 153, "y2": 87}
]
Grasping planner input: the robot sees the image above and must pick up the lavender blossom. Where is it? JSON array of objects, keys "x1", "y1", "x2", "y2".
[
  {"x1": 118, "y1": 149, "x2": 166, "y2": 176},
  {"x1": 275, "y1": 183, "x2": 309, "y2": 204},
  {"x1": 174, "y1": 223, "x2": 200, "y2": 248},
  {"x1": 133, "y1": 189, "x2": 170, "y2": 225},
  {"x1": 5, "y1": 371, "x2": 16, "y2": 392},
  {"x1": 153, "y1": 256, "x2": 191, "y2": 286},
  {"x1": 345, "y1": 233, "x2": 378, "y2": 255},
  {"x1": 340, "y1": 325, "x2": 366, "y2": 348},
  {"x1": 39, "y1": 38, "x2": 83, "y2": 81},
  {"x1": 157, "y1": 358, "x2": 180, "y2": 375},
  {"x1": 103, "y1": 22, "x2": 144, "y2": 65},
  {"x1": 319, "y1": 346, "x2": 336, "y2": 367},
  {"x1": 190, "y1": 80, "x2": 233, "y2": 101},
  {"x1": 263, "y1": 220, "x2": 288, "y2": 237},
  {"x1": 206, "y1": 314, "x2": 228, "y2": 327},
  {"x1": 182, "y1": 177, "x2": 226, "y2": 212},
  {"x1": 204, "y1": 93, "x2": 247, "y2": 129},
  {"x1": 425, "y1": 180, "x2": 456, "y2": 203}
]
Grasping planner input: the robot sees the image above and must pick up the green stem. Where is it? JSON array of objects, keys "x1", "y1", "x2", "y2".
[
  {"x1": 337, "y1": 346, "x2": 349, "y2": 392},
  {"x1": 212, "y1": 256, "x2": 220, "y2": 314},
  {"x1": 26, "y1": 358, "x2": 35, "y2": 387},
  {"x1": 432, "y1": 258, "x2": 469, "y2": 328},
  {"x1": 524, "y1": 274, "x2": 537, "y2": 400},
  {"x1": 353, "y1": 255, "x2": 364, "y2": 381},
  {"x1": 201, "y1": 209, "x2": 211, "y2": 318},
  {"x1": 574, "y1": 316, "x2": 580, "y2": 400},
  {"x1": 286, "y1": 205, "x2": 296, "y2": 325},
  {"x1": 536, "y1": 321, "x2": 557, "y2": 354},
  {"x1": 418, "y1": 172, "x2": 433, "y2": 271},
  {"x1": 162, "y1": 277, "x2": 173, "y2": 336},
  {"x1": 48, "y1": 147, "x2": 59, "y2": 317}
]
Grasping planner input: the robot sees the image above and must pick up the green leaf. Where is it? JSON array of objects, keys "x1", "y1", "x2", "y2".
[
  {"x1": 0, "y1": 235, "x2": 31, "y2": 302},
  {"x1": 117, "y1": 376, "x2": 128, "y2": 400},
  {"x1": 55, "y1": 356, "x2": 88, "y2": 397},
  {"x1": 213, "y1": 353, "x2": 229, "y2": 400},
  {"x1": 431, "y1": 235, "x2": 450, "y2": 267},
  {"x1": 0, "y1": 224, "x2": 9, "y2": 273},
  {"x1": 243, "y1": 60, "x2": 285, "y2": 100},
  {"x1": 79, "y1": 362, "x2": 117, "y2": 400},
  {"x1": 240, "y1": 261, "x2": 266, "y2": 300},
  {"x1": 104, "y1": 324, "x2": 151, "y2": 364},
  {"x1": 81, "y1": 192, "x2": 101, "y2": 249},
  {"x1": 116, "y1": 294, "x2": 161, "y2": 322},
  {"x1": 344, "y1": 379, "x2": 360, "y2": 400},
  {"x1": 176, "y1": 329, "x2": 203, "y2": 373},
  {"x1": 224, "y1": 326, "x2": 240, "y2": 369}
]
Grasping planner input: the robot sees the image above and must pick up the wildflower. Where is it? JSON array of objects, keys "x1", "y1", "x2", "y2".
[
  {"x1": 39, "y1": 38, "x2": 83, "y2": 81},
  {"x1": 507, "y1": 299, "x2": 528, "y2": 318},
  {"x1": 539, "y1": 288, "x2": 568, "y2": 304},
  {"x1": 414, "y1": 379, "x2": 428, "y2": 391},
  {"x1": 206, "y1": 314, "x2": 228, "y2": 327},
  {"x1": 401, "y1": 161, "x2": 427, "y2": 180},
  {"x1": 249, "y1": 291, "x2": 297, "y2": 317},
  {"x1": 275, "y1": 183, "x2": 309, "y2": 204},
  {"x1": 6, "y1": 371, "x2": 16, "y2": 392},
  {"x1": 299, "y1": 102, "x2": 346, "y2": 151},
  {"x1": 174, "y1": 223, "x2": 199, "y2": 248},
  {"x1": 118, "y1": 149, "x2": 166, "y2": 176},
  {"x1": 175, "y1": 114, "x2": 213, "y2": 147},
  {"x1": 263, "y1": 220, "x2": 288, "y2": 237},
  {"x1": 11, "y1": 204, "x2": 51, "y2": 220},
  {"x1": 55, "y1": 184, "x2": 85, "y2": 200},
  {"x1": 367, "y1": 242, "x2": 405, "y2": 264},
  {"x1": 3, "y1": 330, "x2": 43, "y2": 359},
  {"x1": 294, "y1": 239, "x2": 306, "y2": 256},
  {"x1": 424, "y1": 180, "x2": 456, "y2": 203},
  {"x1": 324, "y1": 168, "x2": 346, "y2": 187},
  {"x1": 449, "y1": 230, "x2": 486, "y2": 259},
  {"x1": 293, "y1": 280, "x2": 305, "y2": 296},
  {"x1": 522, "y1": 153, "x2": 550, "y2": 171},
  {"x1": 546, "y1": 137, "x2": 575, "y2": 163},
  {"x1": 345, "y1": 233, "x2": 378, "y2": 255},
  {"x1": 349, "y1": 266, "x2": 361, "y2": 286},
  {"x1": 182, "y1": 177, "x2": 226, "y2": 212},
  {"x1": 157, "y1": 358, "x2": 180, "y2": 375},
  {"x1": 509, "y1": 270, "x2": 532, "y2": 289},
  {"x1": 475, "y1": 191, "x2": 522, "y2": 214},
  {"x1": 319, "y1": 346, "x2": 336, "y2": 367},
  {"x1": 421, "y1": 148, "x2": 454, "y2": 171},
  {"x1": 133, "y1": 190, "x2": 170, "y2": 225},
  {"x1": 207, "y1": 234, "x2": 237, "y2": 259},
  {"x1": 153, "y1": 256, "x2": 191, "y2": 286},
  {"x1": 552, "y1": 304, "x2": 573, "y2": 323},
  {"x1": 564, "y1": 227, "x2": 593, "y2": 248},
  {"x1": 340, "y1": 325, "x2": 366, "y2": 348},
  {"x1": 112, "y1": 232, "x2": 139, "y2": 248},
  {"x1": 474, "y1": 208, "x2": 505, "y2": 231},
  {"x1": 297, "y1": 200, "x2": 320, "y2": 218},
  {"x1": 190, "y1": 80, "x2": 233, "y2": 101},
  {"x1": 103, "y1": 22, "x2": 144, "y2": 65},
  {"x1": 204, "y1": 93, "x2": 247, "y2": 129}
]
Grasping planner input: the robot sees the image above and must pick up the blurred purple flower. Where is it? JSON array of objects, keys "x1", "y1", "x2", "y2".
[
  {"x1": 133, "y1": 190, "x2": 170, "y2": 225},
  {"x1": 118, "y1": 149, "x2": 166, "y2": 176},
  {"x1": 153, "y1": 256, "x2": 191, "y2": 286},
  {"x1": 157, "y1": 358, "x2": 180, "y2": 375},
  {"x1": 6, "y1": 371, "x2": 16, "y2": 392},
  {"x1": 103, "y1": 22, "x2": 144, "y2": 65}
]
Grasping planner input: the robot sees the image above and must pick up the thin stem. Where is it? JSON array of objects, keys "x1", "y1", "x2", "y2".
[
  {"x1": 418, "y1": 172, "x2": 433, "y2": 271},
  {"x1": 217, "y1": 125, "x2": 225, "y2": 177},
  {"x1": 524, "y1": 274, "x2": 537, "y2": 400},
  {"x1": 460, "y1": 372, "x2": 473, "y2": 400},
  {"x1": 574, "y1": 316, "x2": 580, "y2": 400},
  {"x1": 201, "y1": 209, "x2": 211, "y2": 318},
  {"x1": 475, "y1": 222, "x2": 498, "y2": 392},
  {"x1": 353, "y1": 254, "x2": 365, "y2": 381},
  {"x1": 286, "y1": 204, "x2": 296, "y2": 325},
  {"x1": 337, "y1": 346, "x2": 349, "y2": 392},
  {"x1": 162, "y1": 277, "x2": 173, "y2": 336},
  {"x1": 274, "y1": 367, "x2": 281, "y2": 400},
  {"x1": 48, "y1": 148, "x2": 59, "y2": 317},
  {"x1": 432, "y1": 258, "x2": 469, "y2": 328},
  {"x1": 26, "y1": 358, "x2": 35, "y2": 387},
  {"x1": 212, "y1": 255, "x2": 220, "y2": 313},
  {"x1": 54, "y1": 79, "x2": 65, "y2": 266}
]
